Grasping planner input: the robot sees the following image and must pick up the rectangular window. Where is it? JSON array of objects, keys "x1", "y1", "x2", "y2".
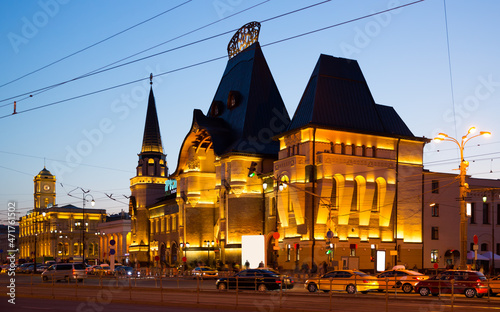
[
  {"x1": 431, "y1": 249, "x2": 438, "y2": 263},
  {"x1": 286, "y1": 244, "x2": 291, "y2": 262},
  {"x1": 172, "y1": 216, "x2": 177, "y2": 231},
  {"x1": 431, "y1": 227, "x2": 439, "y2": 240},
  {"x1": 431, "y1": 180, "x2": 439, "y2": 193},
  {"x1": 497, "y1": 204, "x2": 500, "y2": 225},
  {"x1": 431, "y1": 203, "x2": 439, "y2": 217},
  {"x1": 470, "y1": 203, "x2": 476, "y2": 224},
  {"x1": 497, "y1": 243, "x2": 500, "y2": 256},
  {"x1": 483, "y1": 203, "x2": 490, "y2": 224}
]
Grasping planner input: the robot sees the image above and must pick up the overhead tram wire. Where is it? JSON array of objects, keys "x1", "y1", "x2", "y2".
[
  {"x1": 0, "y1": 0, "x2": 193, "y2": 90},
  {"x1": 0, "y1": 0, "x2": 328, "y2": 106},
  {"x1": 0, "y1": 0, "x2": 426, "y2": 119},
  {"x1": 0, "y1": 0, "x2": 273, "y2": 107}
]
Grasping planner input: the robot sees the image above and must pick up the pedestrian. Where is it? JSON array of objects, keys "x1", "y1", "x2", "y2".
[
  {"x1": 258, "y1": 261, "x2": 264, "y2": 268},
  {"x1": 244, "y1": 260, "x2": 250, "y2": 270}
]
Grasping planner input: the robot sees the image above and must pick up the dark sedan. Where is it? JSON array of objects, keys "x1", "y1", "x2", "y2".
[
  {"x1": 216, "y1": 269, "x2": 294, "y2": 291},
  {"x1": 114, "y1": 266, "x2": 135, "y2": 277}
]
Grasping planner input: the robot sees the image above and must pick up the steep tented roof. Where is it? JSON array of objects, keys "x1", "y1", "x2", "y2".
[
  {"x1": 204, "y1": 41, "x2": 290, "y2": 155},
  {"x1": 288, "y1": 54, "x2": 415, "y2": 138},
  {"x1": 141, "y1": 87, "x2": 164, "y2": 154}
]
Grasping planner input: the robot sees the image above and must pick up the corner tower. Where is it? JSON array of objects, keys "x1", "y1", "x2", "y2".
[{"x1": 129, "y1": 75, "x2": 167, "y2": 265}]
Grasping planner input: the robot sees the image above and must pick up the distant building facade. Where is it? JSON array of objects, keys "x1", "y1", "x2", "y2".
[
  {"x1": 423, "y1": 171, "x2": 500, "y2": 272},
  {"x1": 18, "y1": 168, "x2": 106, "y2": 263},
  {"x1": 97, "y1": 211, "x2": 131, "y2": 265},
  {"x1": 0, "y1": 225, "x2": 18, "y2": 263}
]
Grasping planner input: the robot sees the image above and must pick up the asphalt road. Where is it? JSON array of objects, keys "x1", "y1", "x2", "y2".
[{"x1": 2, "y1": 274, "x2": 500, "y2": 312}]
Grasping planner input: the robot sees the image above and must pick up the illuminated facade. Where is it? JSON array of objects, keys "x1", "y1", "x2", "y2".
[
  {"x1": 19, "y1": 168, "x2": 106, "y2": 262},
  {"x1": 171, "y1": 23, "x2": 290, "y2": 266},
  {"x1": 271, "y1": 54, "x2": 428, "y2": 271},
  {"x1": 136, "y1": 23, "x2": 429, "y2": 270}
]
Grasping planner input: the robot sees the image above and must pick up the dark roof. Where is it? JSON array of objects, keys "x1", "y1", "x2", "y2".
[
  {"x1": 203, "y1": 41, "x2": 290, "y2": 155},
  {"x1": 141, "y1": 87, "x2": 164, "y2": 154},
  {"x1": 37, "y1": 167, "x2": 54, "y2": 177},
  {"x1": 287, "y1": 54, "x2": 415, "y2": 138}
]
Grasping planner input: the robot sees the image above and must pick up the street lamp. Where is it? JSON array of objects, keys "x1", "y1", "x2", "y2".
[
  {"x1": 81, "y1": 190, "x2": 95, "y2": 264},
  {"x1": 204, "y1": 240, "x2": 214, "y2": 267},
  {"x1": 434, "y1": 126, "x2": 491, "y2": 269},
  {"x1": 33, "y1": 210, "x2": 46, "y2": 273}
]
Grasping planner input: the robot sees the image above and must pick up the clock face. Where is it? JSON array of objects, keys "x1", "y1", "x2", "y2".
[{"x1": 43, "y1": 184, "x2": 51, "y2": 191}]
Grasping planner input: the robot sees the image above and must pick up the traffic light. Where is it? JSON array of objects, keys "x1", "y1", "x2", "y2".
[{"x1": 248, "y1": 162, "x2": 257, "y2": 177}]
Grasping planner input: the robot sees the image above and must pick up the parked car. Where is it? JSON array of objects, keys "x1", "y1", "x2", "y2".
[
  {"x1": 305, "y1": 270, "x2": 378, "y2": 294},
  {"x1": 114, "y1": 266, "x2": 135, "y2": 277},
  {"x1": 41, "y1": 263, "x2": 87, "y2": 282},
  {"x1": 415, "y1": 270, "x2": 488, "y2": 298},
  {"x1": 92, "y1": 264, "x2": 112, "y2": 275},
  {"x1": 375, "y1": 269, "x2": 429, "y2": 293},
  {"x1": 192, "y1": 266, "x2": 218, "y2": 279},
  {"x1": 24, "y1": 263, "x2": 46, "y2": 274},
  {"x1": 216, "y1": 269, "x2": 294, "y2": 291},
  {"x1": 488, "y1": 275, "x2": 500, "y2": 296},
  {"x1": 16, "y1": 262, "x2": 33, "y2": 273}
]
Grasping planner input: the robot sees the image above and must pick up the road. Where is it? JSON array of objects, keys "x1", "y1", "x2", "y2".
[{"x1": 2, "y1": 274, "x2": 500, "y2": 311}]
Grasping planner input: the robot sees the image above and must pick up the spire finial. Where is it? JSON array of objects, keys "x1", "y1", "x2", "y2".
[{"x1": 150, "y1": 73, "x2": 153, "y2": 85}]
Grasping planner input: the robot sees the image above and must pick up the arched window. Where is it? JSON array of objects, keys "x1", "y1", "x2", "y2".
[
  {"x1": 373, "y1": 178, "x2": 387, "y2": 212},
  {"x1": 481, "y1": 243, "x2": 489, "y2": 251},
  {"x1": 352, "y1": 176, "x2": 366, "y2": 211}
]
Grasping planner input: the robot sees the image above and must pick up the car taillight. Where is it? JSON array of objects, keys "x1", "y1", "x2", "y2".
[
  {"x1": 363, "y1": 280, "x2": 368, "y2": 283},
  {"x1": 415, "y1": 277, "x2": 424, "y2": 280},
  {"x1": 276, "y1": 280, "x2": 281, "y2": 283}
]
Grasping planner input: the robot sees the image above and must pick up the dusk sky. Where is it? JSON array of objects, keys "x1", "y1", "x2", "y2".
[{"x1": 1, "y1": 0, "x2": 499, "y2": 224}]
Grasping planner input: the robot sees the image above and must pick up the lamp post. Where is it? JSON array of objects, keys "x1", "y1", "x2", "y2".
[
  {"x1": 33, "y1": 210, "x2": 46, "y2": 273},
  {"x1": 180, "y1": 242, "x2": 189, "y2": 272},
  {"x1": 81, "y1": 190, "x2": 95, "y2": 264},
  {"x1": 434, "y1": 126, "x2": 491, "y2": 269},
  {"x1": 204, "y1": 240, "x2": 214, "y2": 267}
]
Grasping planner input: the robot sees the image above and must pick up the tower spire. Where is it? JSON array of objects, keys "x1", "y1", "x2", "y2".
[{"x1": 141, "y1": 74, "x2": 163, "y2": 154}]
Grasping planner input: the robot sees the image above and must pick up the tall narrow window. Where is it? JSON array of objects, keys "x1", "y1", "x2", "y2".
[
  {"x1": 286, "y1": 244, "x2": 291, "y2": 262},
  {"x1": 331, "y1": 178, "x2": 337, "y2": 210},
  {"x1": 431, "y1": 249, "x2": 438, "y2": 263},
  {"x1": 470, "y1": 203, "x2": 476, "y2": 224},
  {"x1": 431, "y1": 180, "x2": 439, "y2": 193},
  {"x1": 496, "y1": 243, "x2": 500, "y2": 256},
  {"x1": 372, "y1": 183, "x2": 379, "y2": 212},
  {"x1": 483, "y1": 203, "x2": 490, "y2": 224},
  {"x1": 497, "y1": 204, "x2": 500, "y2": 225},
  {"x1": 431, "y1": 227, "x2": 439, "y2": 240},
  {"x1": 351, "y1": 181, "x2": 358, "y2": 211},
  {"x1": 431, "y1": 203, "x2": 439, "y2": 217}
]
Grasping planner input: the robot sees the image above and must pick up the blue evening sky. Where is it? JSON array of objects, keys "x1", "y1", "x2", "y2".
[{"x1": 1, "y1": 0, "x2": 499, "y2": 223}]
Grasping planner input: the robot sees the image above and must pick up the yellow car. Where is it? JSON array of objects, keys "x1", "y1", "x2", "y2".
[
  {"x1": 192, "y1": 266, "x2": 218, "y2": 279},
  {"x1": 488, "y1": 275, "x2": 500, "y2": 296},
  {"x1": 376, "y1": 269, "x2": 429, "y2": 293},
  {"x1": 305, "y1": 270, "x2": 379, "y2": 294}
]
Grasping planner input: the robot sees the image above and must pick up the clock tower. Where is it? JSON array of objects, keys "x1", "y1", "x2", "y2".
[{"x1": 34, "y1": 167, "x2": 56, "y2": 210}]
